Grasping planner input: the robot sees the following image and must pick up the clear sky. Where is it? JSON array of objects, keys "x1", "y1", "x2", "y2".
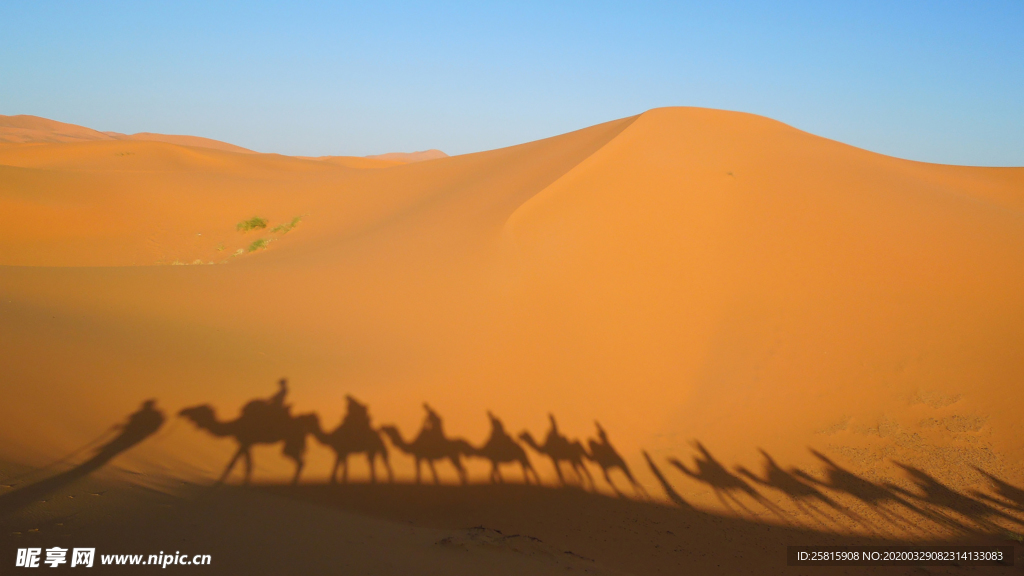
[{"x1": 1, "y1": 1, "x2": 1022, "y2": 165}]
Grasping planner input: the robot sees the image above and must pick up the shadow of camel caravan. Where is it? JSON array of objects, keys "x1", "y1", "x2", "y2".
[{"x1": 170, "y1": 380, "x2": 1024, "y2": 544}]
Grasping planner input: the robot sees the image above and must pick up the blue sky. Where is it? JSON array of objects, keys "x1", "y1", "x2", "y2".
[{"x1": 1, "y1": 1, "x2": 1021, "y2": 165}]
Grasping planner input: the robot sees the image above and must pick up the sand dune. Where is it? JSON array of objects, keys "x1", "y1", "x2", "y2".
[
  {"x1": 104, "y1": 131, "x2": 255, "y2": 154},
  {"x1": 297, "y1": 155, "x2": 405, "y2": 168},
  {"x1": 0, "y1": 114, "x2": 117, "y2": 144},
  {"x1": 1, "y1": 107, "x2": 1022, "y2": 573},
  {"x1": 0, "y1": 114, "x2": 254, "y2": 154},
  {"x1": 1, "y1": 114, "x2": 450, "y2": 161},
  {"x1": 367, "y1": 149, "x2": 449, "y2": 163}
]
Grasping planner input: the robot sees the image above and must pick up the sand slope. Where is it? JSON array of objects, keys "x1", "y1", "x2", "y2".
[{"x1": 1, "y1": 108, "x2": 1023, "y2": 573}]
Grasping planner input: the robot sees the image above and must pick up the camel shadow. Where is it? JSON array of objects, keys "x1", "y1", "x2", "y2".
[
  {"x1": 519, "y1": 414, "x2": 593, "y2": 489},
  {"x1": 971, "y1": 466, "x2": 1024, "y2": 514},
  {"x1": 735, "y1": 448, "x2": 868, "y2": 531},
  {"x1": 0, "y1": 400, "x2": 164, "y2": 517},
  {"x1": 667, "y1": 441, "x2": 787, "y2": 521},
  {"x1": 310, "y1": 395, "x2": 393, "y2": 484},
  {"x1": 179, "y1": 378, "x2": 319, "y2": 485},
  {"x1": 588, "y1": 422, "x2": 647, "y2": 498},
  {"x1": 885, "y1": 461, "x2": 1024, "y2": 534},
  {"x1": 792, "y1": 448, "x2": 949, "y2": 536},
  {"x1": 472, "y1": 411, "x2": 540, "y2": 484},
  {"x1": 380, "y1": 403, "x2": 475, "y2": 485}
]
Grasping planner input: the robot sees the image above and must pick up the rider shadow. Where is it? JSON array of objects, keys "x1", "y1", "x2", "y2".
[{"x1": 0, "y1": 400, "x2": 165, "y2": 517}]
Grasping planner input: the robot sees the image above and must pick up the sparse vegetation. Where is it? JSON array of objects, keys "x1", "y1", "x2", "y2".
[
  {"x1": 248, "y1": 238, "x2": 272, "y2": 252},
  {"x1": 216, "y1": 243, "x2": 225, "y2": 251},
  {"x1": 271, "y1": 216, "x2": 302, "y2": 234},
  {"x1": 233, "y1": 249, "x2": 244, "y2": 256},
  {"x1": 237, "y1": 216, "x2": 268, "y2": 232}
]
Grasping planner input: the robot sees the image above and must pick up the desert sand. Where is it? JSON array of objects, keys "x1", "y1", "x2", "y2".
[{"x1": 1, "y1": 107, "x2": 1022, "y2": 574}]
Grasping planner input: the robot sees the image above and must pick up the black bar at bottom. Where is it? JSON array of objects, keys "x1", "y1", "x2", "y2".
[{"x1": 787, "y1": 545, "x2": 1014, "y2": 566}]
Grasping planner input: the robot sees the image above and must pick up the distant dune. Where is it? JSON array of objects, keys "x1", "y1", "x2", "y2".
[
  {"x1": 366, "y1": 149, "x2": 449, "y2": 163},
  {"x1": 0, "y1": 114, "x2": 117, "y2": 144},
  {"x1": 1, "y1": 114, "x2": 448, "y2": 161},
  {"x1": 1, "y1": 108, "x2": 1022, "y2": 573},
  {"x1": 297, "y1": 155, "x2": 405, "y2": 168},
  {"x1": 0, "y1": 114, "x2": 254, "y2": 153}
]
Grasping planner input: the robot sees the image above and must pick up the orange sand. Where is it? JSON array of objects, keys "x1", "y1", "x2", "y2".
[{"x1": 1, "y1": 108, "x2": 1022, "y2": 573}]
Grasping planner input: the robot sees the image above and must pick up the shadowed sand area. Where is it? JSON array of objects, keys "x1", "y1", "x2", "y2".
[
  {"x1": 1, "y1": 107, "x2": 1023, "y2": 573},
  {"x1": 2, "y1": 471, "x2": 1021, "y2": 574}
]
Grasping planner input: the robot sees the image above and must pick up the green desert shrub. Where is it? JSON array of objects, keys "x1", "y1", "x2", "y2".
[
  {"x1": 272, "y1": 216, "x2": 302, "y2": 234},
  {"x1": 248, "y1": 238, "x2": 272, "y2": 252},
  {"x1": 237, "y1": 216, "x2": 268, "y2": 232}
]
